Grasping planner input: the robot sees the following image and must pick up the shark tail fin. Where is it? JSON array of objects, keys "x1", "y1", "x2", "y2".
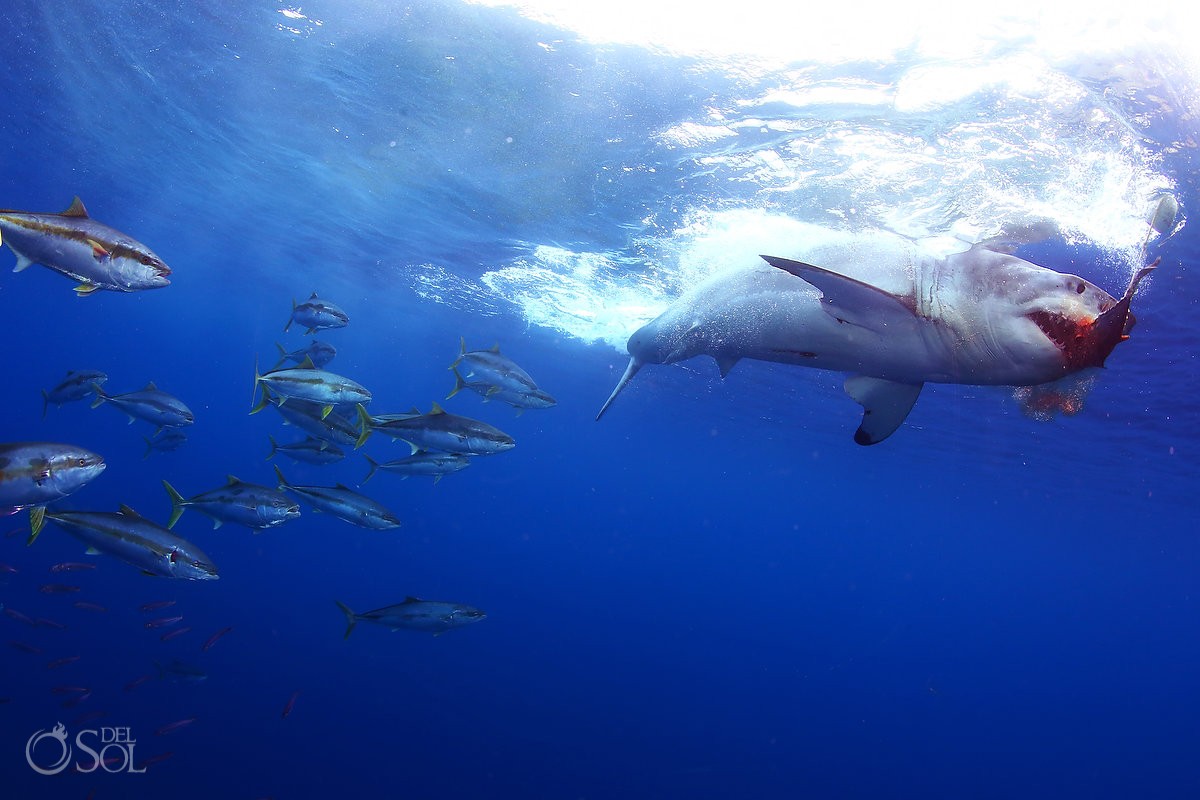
[{"x1": 335, "y1": 601, "x2": 357, "y2": 640}]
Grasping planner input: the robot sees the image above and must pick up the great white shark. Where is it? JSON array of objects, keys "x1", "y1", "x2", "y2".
[{"x1": 596, "y1": 224, "x2": 1164, "y2": 445}]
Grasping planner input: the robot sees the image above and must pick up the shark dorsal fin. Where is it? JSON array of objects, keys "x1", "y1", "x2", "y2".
[{"x1": 61, "y1": 197, "x2": 89, "y2": 218}]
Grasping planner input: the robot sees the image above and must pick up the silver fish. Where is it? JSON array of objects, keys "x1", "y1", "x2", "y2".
[
  {"x1": 0, "y1": 443, "x2": 105, "y2": 534},
  {"x1": 163, "y1": 476, "x2": 300, "y2": 531},
  {"x1": 355, "y1": 402, "x2": 515, "y2": 455},
  {"x1": 273, "y1": 466, "x2": 399, "y2": 530},
  {"x1": 335, "y1": 597, "x2": 485, "y2": 639},
  {"x1": 266, "y1": 435, "x2": 344, "y2": 465},
  {"x1": 274, "y1": 339, "x2": 336, "y2": 369},
  {"x1": 269, "y1": 396, "x2": 360, "y2": 446},
  {"x1": 42, "y1": 370, "x2": 107, "y2": 418},
  {"x1": 33, "y1": 506, "x2": 217, "y2": 580},
  {"x1": 361, "y1": 452, "x2": 471, "y2": 485},
  {"x1": 285, "y1": 292, "x2": 348, "y2": 334},
  {"x1": 0, "y1": 197, "x2": 171, "y2": 294},
  {"x1": 447, "y1": 368, "x2": 556, "y2": 413},
  {"x1": 92, "y1": 381, "x2": 194, "y2": 431},
  {"x1": 251, "y1": 358, "x2": 370, "y2": 418}
]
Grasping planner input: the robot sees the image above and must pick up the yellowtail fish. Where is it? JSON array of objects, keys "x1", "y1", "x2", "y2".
[{"x1": 0, "y1": 197, "x2": 171, "y2": 294}]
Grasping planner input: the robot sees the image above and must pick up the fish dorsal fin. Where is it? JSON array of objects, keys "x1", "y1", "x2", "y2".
[
  {"x1": 144, "y1": 381, "x2": 158, "y2": 392},
  {"x1": 272, "y1": 465, "x2": 288, "y2": 486},
  {"x1": 297, "y1": 356, "x2": 317, "y2": 370},
  {"x1": 86, "y1": 546, "x2": 101, "y2": 555},
  {"x1": 759, "y1": 255, "x2": 919, "y2": 333},
  {"x1": 309, "y1": 291, "x2": 319, "y2": 299},
  {"x1": 843, "y1": 376, "x2": 923, "y2": 446},
  {"x1": 225, "y1": 475, "x2": 242, "y2": 485},
  {"x1": 119, "y1": 504, "x2": 145, "y2": 519},
  {"x1": 430, "y1": 402, "x2": 446, "y2": 415},
  {"x1": 335, "y1": 482, "x2": 351, "y2": 491},
  {"x1": 404, "y1": 596, "x2": 422, "y2": 603},
  {"x1": 489, "y1": 343, "x2": 501, "y2": 353},
  {"x1": 61, "y1": 197, "x2": 89, "y2": 218}
]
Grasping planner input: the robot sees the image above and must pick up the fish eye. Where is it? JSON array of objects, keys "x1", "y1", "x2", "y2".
[{"x1": 140, "y1": 255, "x2": 156, "y2": 265}]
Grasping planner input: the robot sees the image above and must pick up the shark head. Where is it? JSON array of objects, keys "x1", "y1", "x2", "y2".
[
  {"x1": 595, "y1": 309, "x2": 708, "y2": 420},
  {"x1": 1019, "y1": 259, "x2": 1158, "y2": 373}
]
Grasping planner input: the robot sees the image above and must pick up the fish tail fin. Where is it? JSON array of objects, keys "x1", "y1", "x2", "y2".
[
  {"x1": 284, "y1": 300, "x2": 295, "y2": 333},
  {"x1": 26, "y1": 507, "x2": 46, "y2": 546},
  {"x1": 143, "y1": 436, "x2": 153, "y2": 459},
  {"x1": 362, "y1": 455, "x2": 379, "y2": 485},
  {"x1": 272, "y1": 343, "x2": 288, "y2": 370},
  {"x1": 249, "y1": 361, "x2": 270, "y2": 414},
  {"x1": 335, "y1": 601, "x2": 357, "y2": 640},
  {"x1": 446, "y1": 368, "x2": 467, "y2": 400},
  {"x1": 354, "y1": 404, "x2": 373, "y2": 449},
  {"x1": 89, "y1": 383, "x2": 108, "y2": 409},
  {"x1": 162, "y1": 480, "x2": 186, "y2": 529},
  {"x1": 41, "y1": 389, "x2": 49, "y2": 419},
  {"x1": 266, "y1": 435, "x2": 278, "y2": 461},
  {"x1": 449, "y1": 337, "x2": 466, "y2": 370}
]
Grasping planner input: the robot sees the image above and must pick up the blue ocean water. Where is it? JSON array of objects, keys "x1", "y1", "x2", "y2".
[{"x1": 1, "y1": 2, "x2": 1198, "y2": 798}]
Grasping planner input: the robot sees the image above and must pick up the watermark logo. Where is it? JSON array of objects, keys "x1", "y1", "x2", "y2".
[{"x1": 26, "y1": 723, "x2": 146, "y2": 775}]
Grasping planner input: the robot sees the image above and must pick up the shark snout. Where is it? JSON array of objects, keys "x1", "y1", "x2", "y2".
[{"x1": 595, "y1": 358, "x2": 642, "y2": 421}]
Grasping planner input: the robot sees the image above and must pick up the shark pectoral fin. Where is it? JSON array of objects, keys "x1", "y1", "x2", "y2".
[
  {"x1": 843, "y1": 376, "x2": 923, "y2": 446},
  {"x1": 714, "y1": 355, "x2": 740, "y2": 378},
  {"x1": 759, "y1": 255, "x2": 917, "y2": 333}
]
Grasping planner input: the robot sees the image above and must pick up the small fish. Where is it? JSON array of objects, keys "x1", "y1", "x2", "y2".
[
  {"x1": 160, "y1": 626, "x2": 191, "y2": 642},
  {"x1": 91, "y1": 381, "x2": 194, "y2": 431},
  {"x1": 361, "y1": 452, "x2": 471, "y2": 485},
  {"x1": 251, "y1": 358, "x2": 370, "y2": 417},
  {"x1": 274, "y1": 466, "x2": 401, "y2": 530},
  {"x1": 72, "y1": 601, "x2": 108, "y2": 613},
  {"x1": 285, "y1": 292, "x2": 349, "y2": 334},
  {"x1": 42, "y1": 370, "x2": 108, "y2": 418},
  {"x1": 266, "y1": 435, "x2": 345, "y2": 465},
  {"x1": 51, "y1": 685, "x2": 91, "y2": 695},
  {"x1": 140, "y1": 600, "x2": 176, "y2": 612},
  {"x1": 49, "y1": 561, "x2": 97, "y2": 573},
  {"x1": 143, "y1": 428, "x2": 188, "y2": 459},
  {"x1": 10, "y1": 640, "x2": 43, "y2": 654},
  {"x1": 281, "y1": 690, "x2": 300, "y2": 719},
  {"x1": 71, "y1": 710, "x2": 107, "y2": 727},
  {"x1": 62, "y1": 691, "x2": 92, "y2": 708},
  {"x1": 136, "y1": 751, "x2": 174, "y2": 770},
  {"x1": 0, "y1": 197, "x2": 171, "y2": 294},
  {"x1": 40, "y1": 583, "x2": 81, "y2": 594},
  {"x1": 200, "y1": 626, "x2": 232, "y2": 651},
  {"x1": 35, "y1": 617, "x2": 67, "y2": 630},
  {"x1": 448, "y1": 367, "x2": 556, "y2": 413},
  {"x1": 46, "y1": 655, "x2": 81, "y2": 669},
  {"x1": 156, "y1": 659, "x2": 207, "y2": 683},
  {"x1": 335, "y1": 597, "x2": 487, "y2": 639},
  {"x1": 274, "y1": 339, "x2": 336, "y2": 369},
  {"x1": 355, "y1": 403, "x2": 515, "y2": 455},
  {"x1": 145, "y1": 615, "x2": 184, "y2": 629},
  {"x1": 3, "y1": 607, "x2": 37, "y2": 626},
  {"x1": 154, "y1": 717, "x2": 196, "y2": 736},
  {"x1": 163, "y1": 476, "x2": 299, "y2": 531},
  {"x1": 124, "y1": 674, "x2": 153, "y2": 692},
  {"x1": 0, "y1": 562, "x2": 18, "y2": 573}
]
